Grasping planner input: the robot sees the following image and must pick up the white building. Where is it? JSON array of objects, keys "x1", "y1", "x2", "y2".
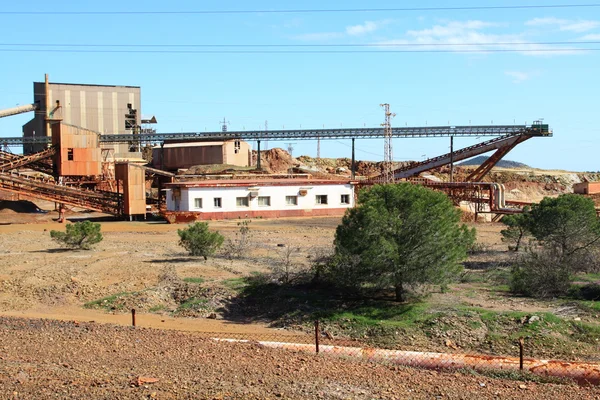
[{"x1": 163, "y1": 179, "x2": 356, "y2": 222}]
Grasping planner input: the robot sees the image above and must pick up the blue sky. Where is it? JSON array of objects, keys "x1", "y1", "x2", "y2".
[{"x1": 0, "y1": 1, "x2": 599, "y2": 171}]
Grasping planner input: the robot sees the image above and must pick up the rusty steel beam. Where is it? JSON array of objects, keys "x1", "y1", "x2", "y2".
[
  {"x1": 0, "y1": 150, "x2": 54, "y2": 175},
  {"x1": 368, "y1": 134, "x2": 530, "y2": 182},
  {"x1": 0, "y1": 146, "x2": 56, "y2": 172},
  {"x1": 466, "y1": 135, "x2": 531, "y2": 181},
  {"x1": 0, "y1": 172, "x2": 122, "y2": 214}
]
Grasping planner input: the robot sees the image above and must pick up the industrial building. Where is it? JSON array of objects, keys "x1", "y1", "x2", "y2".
[
  {"x1": 151, "y1": 140, "x2": 252, "y2": 171},
  {"x1": 1, "y1": 76, "x2": 553, "y2": 223},
  {"x1": 573, "y1": 182, "x2": 600, "y2": 195},
  {"x1": 163, "y1": 179, "x2": 355, "y2": 222},
  {"x1": 23, "y1": 78, "x2": 142, "y2": 160}
]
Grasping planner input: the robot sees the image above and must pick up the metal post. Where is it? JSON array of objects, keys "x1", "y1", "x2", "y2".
[
  {"x1": 519, "y1": 337, "x2": 525, "y2": 370},
  {"x1": 157, "y1": 179, "x2": 162, "y2": 211},
  {"x1": 116, "y1": 178, "x2": 122, "y2": 217},
  {"x1": 131, "y1": 309, "x2": 136, "y2": 327},
  {"x1": 450, "y1": 136, "x2": 454, "y2": 182},
  {"x1": 257, "y1": 140, "x2": 261, "y2": 170},
  {"x1": 160, "y1": 142, "x2": 165, "y2": 171},
  {"x1": 315, "y1": 320, "x2": 320, "y2": 353},
  {"x1": 44, "y1": 74, "x2": 49, "y2": 135},
  {"x1": 351, "y1": 138, "x2": 356, "y2": 180}
]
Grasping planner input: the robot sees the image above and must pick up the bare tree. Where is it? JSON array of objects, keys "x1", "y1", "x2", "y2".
[{"x1": 270, "y1": 244, "x2": 302, "y2": 284}]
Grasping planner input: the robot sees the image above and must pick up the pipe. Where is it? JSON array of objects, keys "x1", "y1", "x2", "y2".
[
  {"x1": 213, "y1": 339, "x2": 600, "y2": 385},
  {"x1": 0, "y1": 103, "x2": 37, "y2": 119}
]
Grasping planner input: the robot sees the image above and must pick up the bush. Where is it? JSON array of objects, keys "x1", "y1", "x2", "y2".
[
  {"x1": 50, "y1": 221, "x2": 103, "y2": 250},
  {"x1": 508, "y1": 194, "x2": 600, "y2": 298},
  {"x1": 510, "y1": 248, "x2": 572, "y2": 298},
  {"x1": 222, "y1": 220, "x2": 252, "y2": 259},
  {"x1": 178, "y1": 222, "x2": 224, "y2": 258},
  {"x1": 270, "y1": 244, "x2": 304, "y2": 284}
]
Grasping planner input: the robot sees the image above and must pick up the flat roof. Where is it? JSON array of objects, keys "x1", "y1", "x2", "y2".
[
  {"x1": 36, "y1": 82, "x2": 140, "y2": 89},
  {"x1": 154, "y1": 141, "x2": 228, "y2": 149},
  {"x1": 165, "y1": 179, "x2": 356, "y2": 188}
]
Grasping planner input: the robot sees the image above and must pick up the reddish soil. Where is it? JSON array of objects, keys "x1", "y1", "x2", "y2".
[{"x1": 1, "y1": 317, "x2": 598, "y2": 399}]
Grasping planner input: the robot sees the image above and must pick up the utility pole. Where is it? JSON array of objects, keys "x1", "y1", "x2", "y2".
[
  {"x1": 221, "y1": 117, "x2": 230, "y2": 132},
  {"x1": 264, "y1": 120, "x2": 269, "y2": 151},
  {"x1": 317, "y1": 136, "x2": 321, "y2": 160},
  {"x1": 450, "y1": 136, "x2": 454, "y2": 182},
  {"x1": 380, "y1": 103, "x2": 396, "y2": 184},
  {"x1": 285, "y1": 142, "x2": 296, "y2": 177}
]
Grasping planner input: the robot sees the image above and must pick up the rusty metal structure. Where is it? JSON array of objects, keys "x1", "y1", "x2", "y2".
[{"x1": 0, "y1": 76, "x2": 552, "y2": 220}]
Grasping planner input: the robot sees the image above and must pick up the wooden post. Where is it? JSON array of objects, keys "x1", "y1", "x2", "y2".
[{"x1": 519, "y1": 337, "x2": 525, "y2": 370}]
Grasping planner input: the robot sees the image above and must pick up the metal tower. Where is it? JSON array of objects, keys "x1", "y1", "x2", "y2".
[
  {"x1": 221, "y1": 117, "x2": 230, "y2": 132},
  {"x1": 381, "y1": 103, "x2": 396, "y2": 183},
  {"x1": 264, "y1": 120, "x2": 269, "y2": 150}
]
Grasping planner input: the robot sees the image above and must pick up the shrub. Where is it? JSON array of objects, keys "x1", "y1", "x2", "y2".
[
  {"x1": 270, "y1": 244, "x2": 303, "y2": 284},
  {"x1": 500, "y1": 213, "x2": 530, "y2": 252},
  {"x1": 510, "y1": 248, "x2": 572, "y2": 298},
  {"x1": 222, "y1": 220, "x2": 252, "y2": 259},
  {"x1": 508, "y1": 194, "x2": 600, "y2": 298},
  {"x1": 50, "y1": 221, "x2": 103, "y2": 250},
  {"x1": 177, "y1": 222, "x2": 224, "y2": 259}
]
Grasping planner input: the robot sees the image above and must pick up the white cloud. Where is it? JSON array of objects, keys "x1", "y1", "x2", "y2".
[
  {"x1": 526, "y1": 17, "x2": 566, "y2": 26},
  {"x1": 346, "y1": 20, "x2": 390, "y2": 36},
  {"x1": 505, "y1": 71, "x2": 535, "y2": 83},
  {"x1": 526, "y1": 17, "x2": 599, "y2": 32},
  {"x1": 376, "y1": 19, "x2": 581, "y2": 56},
  {"x1": 294, "y1": 19, "x2": 391, "y2": 41},
  {"x1": 580, "y1": 33, "x2": 600, "y2": 40}
]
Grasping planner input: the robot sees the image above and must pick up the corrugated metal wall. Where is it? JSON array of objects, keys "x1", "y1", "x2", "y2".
[
  {"x1": 115, "y1": 163, "x2": 147, "y2": 216},
  {"x1": 24, "y1": 82, "x2": 141, "y2": 155},
  {"x1": 151, "y1": 145, "x2": 224, "y2": 170},
  {"x1": 51, "y1": 123, "x2": 102, "y2": 176}
]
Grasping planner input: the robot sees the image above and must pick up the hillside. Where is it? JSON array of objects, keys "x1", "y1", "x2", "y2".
[{"x1": 459, "y1": 156, "x2": 530, "y2": 169}]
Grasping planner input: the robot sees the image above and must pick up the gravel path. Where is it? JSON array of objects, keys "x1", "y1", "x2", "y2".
[{"x1": 0, "y1": 317, "x2": 598, "y2": 399}]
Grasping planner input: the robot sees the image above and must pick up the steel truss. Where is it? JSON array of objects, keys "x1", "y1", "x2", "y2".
[{"x1": 0, "y1": 124, "x2": 550, "y2": 146}]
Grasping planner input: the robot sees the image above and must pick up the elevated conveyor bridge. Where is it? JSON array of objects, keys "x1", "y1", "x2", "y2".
[{"x1": 0, "y1": 124, "x2": 550, "y2": 146}]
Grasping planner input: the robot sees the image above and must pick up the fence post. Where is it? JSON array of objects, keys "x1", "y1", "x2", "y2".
[
  {"x1": 131, "y1": 308, "x2": 136, "y2": 327},
  {"x1": 519, "y1": 337, "x2": 525, "y2": 371},
  {"x1": 315, "y1": 320, "x2": 320, "y2": 354}
]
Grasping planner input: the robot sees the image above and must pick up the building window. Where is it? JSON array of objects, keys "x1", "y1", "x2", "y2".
[
  {"x1": 234, "y1": 140, "x2": 241, "y2": 154},
  {"x1": 194, "y1": 198, "x2": 203, "y2": 209},
  {"x1": 67, "y1": 148, "x2": 74, "y2": 161},
  {"x1": 236, "y1": 196, "x2": 249, "y2": 207},
  {"x1": 316, "y1": 195, "x2": 328, "y2": 205},
  {"x1": 214, "y1": 198, "x2": 222, "y2": 208},
  {"x1": 258, "y1": 196, "x2": 271, "y2": 207},
  {"x1": 341, "y1": 194, "x2": 350, "y2": 205},
  {"x1": 285, "y1": 196, "x2": 298, "y2": 206}
]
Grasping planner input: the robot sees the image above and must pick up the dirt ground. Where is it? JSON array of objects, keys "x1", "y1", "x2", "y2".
[
  {"x1": 0, "y1": 211, "x2": 575, "y2": 330},
  {"x1": 1, "y1": 316, "x2": 599, "y2": 400},
  {"x1": 0, "y1": 213, "x2": 340, "y2": 330}
]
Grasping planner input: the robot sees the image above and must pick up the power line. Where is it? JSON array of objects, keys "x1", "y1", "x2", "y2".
[
  {"x1": 1, "y1": 41, "x2": 598, "y2": 48},
  {"x1": 0, "y1": 48, "x2": 597, "y2": 54},
  {"x1": 1, "y1": 4, "x2": 599, "y2": 14}
]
